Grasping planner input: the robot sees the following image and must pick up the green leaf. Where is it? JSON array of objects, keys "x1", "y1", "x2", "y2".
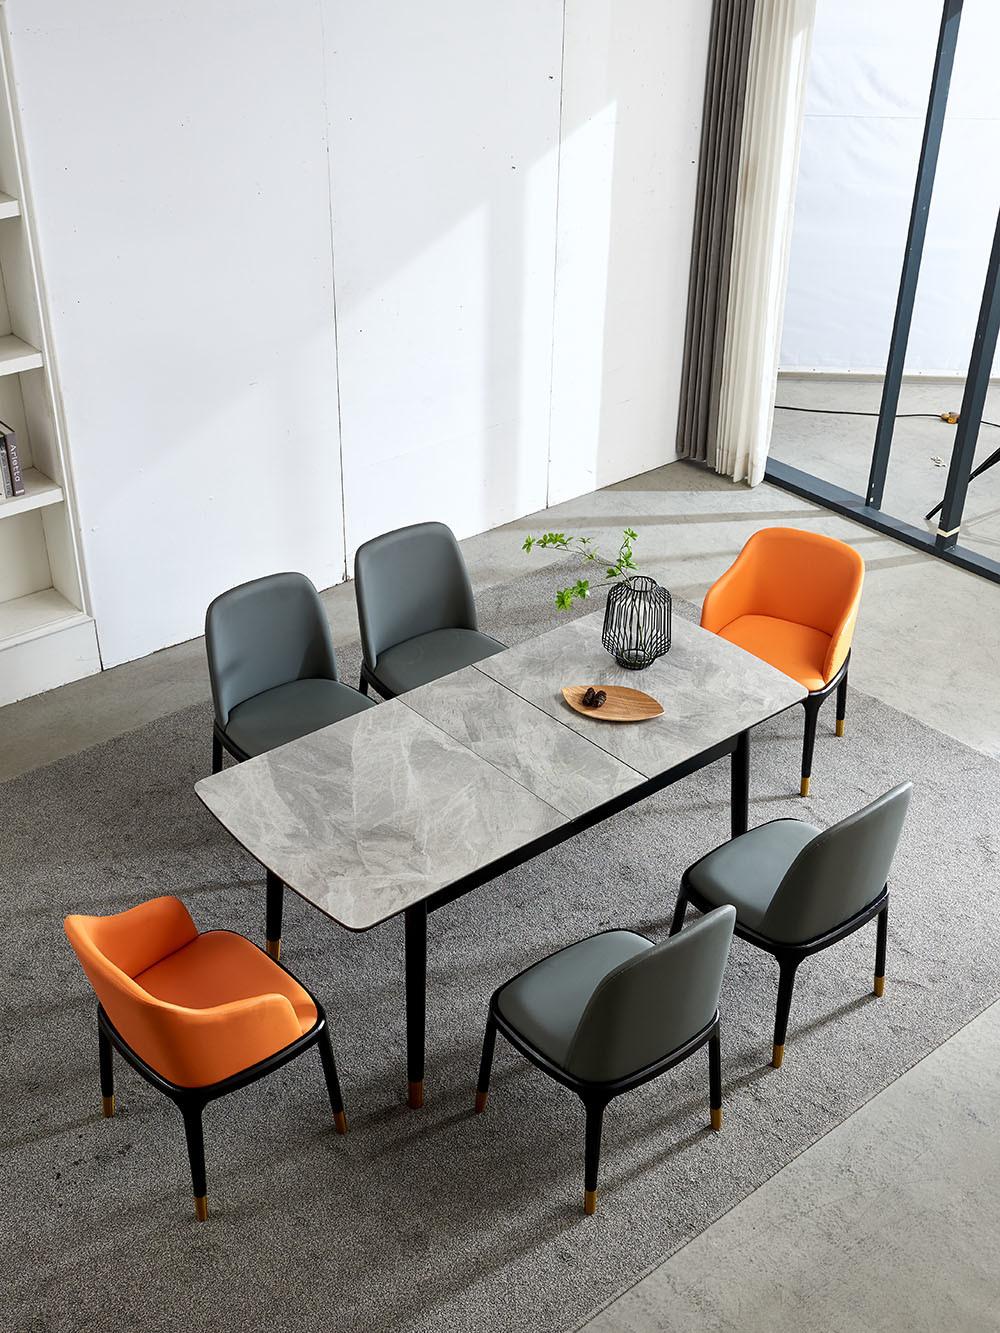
[
  {"x1": 554, "y1": 587, "x2": 575, "y2": 611},
  {"x1": 522, "y1": 535, "x2": 534, "y2": 552},
  {"x1": 572, "y1": 579, "x2": 590, "y2": 600},
  {"x1": 624, "y1": 527, "x2": 638, "y2": 541},
  {"x1": 606, "y1": 567, "x2": 620, "y2": 579}
]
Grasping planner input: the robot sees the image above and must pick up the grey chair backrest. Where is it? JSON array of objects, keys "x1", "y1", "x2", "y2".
[
  {"x1": 564, "y1": 907, "x2": 736, "y2": 1084},
  {"x1": 205, "y1": 572, "x2": 338, "y2": 728},
  {"x1": 761, "y1": 782, "x2": 913, "y2": 944},
  {"x1": 354, "y1": 521, "x2": 478, "y2": 668}
]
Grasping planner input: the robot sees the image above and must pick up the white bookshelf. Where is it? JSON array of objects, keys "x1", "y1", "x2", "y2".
[{"x1": 0, "y1": 32, "x2": 99, "y2": 707}]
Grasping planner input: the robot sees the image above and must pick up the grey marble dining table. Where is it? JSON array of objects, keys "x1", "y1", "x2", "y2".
[{"x1": 196, "y1": 609, "x2": 805, "y2": 1107}]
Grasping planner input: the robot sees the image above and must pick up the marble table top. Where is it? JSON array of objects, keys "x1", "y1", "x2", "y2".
[
  {"x1": 399, "y1": 665, "x2": 644, "y2": 819},
  {"x1": 196, "y1": 609, "x2": 806, "y2": 931},
  {"x1": 196, "y1": 699, "x2": 565, "y2": 931},
  {"x1": 475, "y1": 612, "x2": 807, "y2": 777}
]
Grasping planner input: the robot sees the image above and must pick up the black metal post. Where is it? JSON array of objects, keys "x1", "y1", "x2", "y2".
[
  {"x1": 731, "y1": 730, "x2": 750, "y2": 838},
  {"x1": 935, "y1": 203, "x2": 1000, "y2": 549},
  {"x1": 866, "y1": 0, "x2": 963, "y2": 508},
  {"x1": 404, "y1": 903, "x2": 427, "y2": 1109}
]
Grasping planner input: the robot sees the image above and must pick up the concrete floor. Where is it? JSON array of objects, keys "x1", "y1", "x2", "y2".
[
  {"x1": 770, "y1": 375, "x2": 1000, "y2": 564},
  {"x1": 3, "y1": 443, "x2": 999, "y2": 1330},
  {"x1": 584, "y1": 995, "x2": 1000, "y2": 1333}
]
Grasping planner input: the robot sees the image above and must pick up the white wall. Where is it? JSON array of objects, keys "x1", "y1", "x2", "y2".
[
  {"x1": 5, "y1": 2, "x2": 345, "y2": 668},
  {"x1": 5, "y1": 0, "x2": 710, "y2": 666},
  {"x1": 548, "y1": 0, "x2": 710, "y2": 505},
  {"x1": 327, "y1": 1, "x2": 563, "y2": 559},
  {"x1": 781, "y1": 0, "x2": 1000, "y2": 377}
]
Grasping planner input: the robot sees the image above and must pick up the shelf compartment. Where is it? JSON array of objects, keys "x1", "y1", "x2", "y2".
[
  {"x1": 0, "y1": 192, "x2": 18, "y2": 220},
  {"x1": 0, "y1": 333, "x2": 41, "y2": 376},
  {"x1": 0, "y1": 586, "x2": 87, "y2": 648},
  {"x1": 0, "y1": 467, "x2": 63, "y2": 518}
]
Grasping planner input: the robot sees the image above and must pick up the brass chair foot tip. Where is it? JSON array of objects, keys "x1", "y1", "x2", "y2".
[
  {"x1": 264, "y1": 939, "x2": 281, "y2": 961},
  {"x1": 800, "y1": 777, "x2": 811, "y2": 798},
  {"x1": 101, "y1": 1095, "x2": 115, "y2": 1118},
  {"x1": 835, "y1": 719, "x2": 845, "y2": 737},
  {"x1": 407, "y1": 1080, "x2": 425, "y2": 1110},
  {"x1": 873, "y1": 976, "x2": 885, "y2": 998},
  {"x1": 710, "y1": 1107, "x2": 723, "y2": 1131},
  {"x1": 584, "y1": 1189, "x2": 597, "y2": 1216},
  {"x1": 771, "y1": 1044, "x2": 785, "y2": 1069},
  {"x1": 334, "y1": 1110, "x2": 348, "y2": 1135},
  {"x1": 474, "y1": 1091, "x2": 488, "y2": 1114},
  {"x1": 194, "y1": 1195, "x2": 208, "y2": 1222}
]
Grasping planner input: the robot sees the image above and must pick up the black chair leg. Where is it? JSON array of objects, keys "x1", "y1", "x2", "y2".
[
  {"x1": 583, "y1": 1098, "x2": 606, "y2": 1215},
  {"x1": 800, "y1": 697, "x2": 821, "y2": 798},
  {"x1": 772, "y1": 957, "x2": 800, "y2": 1068},
  {"x1": 182, "y1": 1105, "x2": 209, "y2": 1222},
  {"x1": 708, "y1": 1024, "x2": 722, "y2": 1131},
  {"x1": 874, "y1": 900, "x2": 888, "y2": 997},
  {"x1": 265, "y1": 870, "x2": 283, "y2": 961},
  {"x1": 317, "y1": 1026, "x2": 348, "y2": 1134},
  {"x1": 669, "y1": 891, "x2": 688, "y2": 937},
  {"x1": 836, "y1": 670, "x2": 849, "y2": 738},
  {"x1": 358, "y1": 671, "x2": 369, "y2": 697},
  {"x1": 474, "y1": 1017, "x2": 498, "y2": 1113},
  {"x1": 98, "y1": 1021, "x2": 115, "y2": 1118},
  {"x1": 211, "y1": 732, "x2": 223, "y2": 775}
]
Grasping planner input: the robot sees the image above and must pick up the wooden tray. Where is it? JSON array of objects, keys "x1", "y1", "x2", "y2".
[{"x1": 561, "y1": 684, "x2": 663, "y2": 723}]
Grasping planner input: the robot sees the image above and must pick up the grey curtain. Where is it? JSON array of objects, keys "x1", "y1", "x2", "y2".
[{"x1": 676, "y1": 0, "x2": 756, "y2": 467}]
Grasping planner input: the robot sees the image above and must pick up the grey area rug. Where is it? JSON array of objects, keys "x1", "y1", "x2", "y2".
[{"x1": 2, "y1": 569, "x2": 998, "y2": 1333}]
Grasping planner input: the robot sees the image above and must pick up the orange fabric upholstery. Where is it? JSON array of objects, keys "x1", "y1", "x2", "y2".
[
  {"x1": 64, "y1": 897, "x2": 317, "y2": 1089},
  {"x1": 701, "y1": 528, "x2": 864, "y2": 689}
]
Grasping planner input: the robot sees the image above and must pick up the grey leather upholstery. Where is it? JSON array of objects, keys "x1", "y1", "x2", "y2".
[
  {"x1": 354, "y1": 522, "x2": 504, "y2": 692},
  {"x1": 373, "y1": 627, "x2": 504, "y2": 695},
  {"x1": 224, "y1": 679, "x2": 373, "y2": 757},
  {"x1": 205, "y1": 571, "x2": 374, "y2": 757},
  {"x1": 687, "y1": 820, "x2": 821, "y2": 933},
  {"x1": 690, "y1": 783, "x2": 913, "y2": 945},
  {"x1": 496, "y1": 908, "x2": 736, "y2": 1085}
]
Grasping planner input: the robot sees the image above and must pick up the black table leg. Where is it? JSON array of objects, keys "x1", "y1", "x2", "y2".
[
  {"x1": 265, "y1": 870, "x2": 284, "y2": 961},
  {"x1": 731, "y1": 730, "x2": 750, "y2": 838},
  {"x1": 404, "y1": 903, "x2": 427, "y2": 1109}
]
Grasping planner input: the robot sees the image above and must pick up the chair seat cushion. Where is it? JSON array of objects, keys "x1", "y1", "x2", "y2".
[
  {"x1": 373, "y1": 627, "x2": 505, "y2": 695},
  {"x1": 716, "y1": 614, "x2": 832, "y2": 691},
  {"x1": 223, "y1": 677, "x2": 374, "y2": 757},
  {"x1": 687, "y1": 819, "x2": 821, "y2": 934},
  {"x1": 496, "y1": 931, "x2": 652, "y2": 1070},
  {"x1": 136, "y1": 930, "x2": 317, "y2": 1036}
]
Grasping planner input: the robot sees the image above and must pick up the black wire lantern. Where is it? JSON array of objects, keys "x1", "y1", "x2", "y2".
[{"x1": 601, "y1": 575, "x2": 671, "y2": 670}]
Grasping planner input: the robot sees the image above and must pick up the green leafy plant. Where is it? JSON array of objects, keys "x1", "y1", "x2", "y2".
[{"x1": 521, "y1": 527, "x2": 639, "y2": 610}]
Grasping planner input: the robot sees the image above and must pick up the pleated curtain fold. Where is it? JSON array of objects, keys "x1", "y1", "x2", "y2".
[
  {"x1": 677, "y1": 0, "x2": 756, "y2": 470},
  {"x1": 677, "y1": 0, "x2": 816, "y2": 486}
]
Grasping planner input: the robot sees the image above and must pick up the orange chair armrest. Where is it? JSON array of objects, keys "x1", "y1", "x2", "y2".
[
  {"x1": 822, "y1": 593, "x2": 862, "y2": 682},
  {"x1": 701, "y1": 552, "x2": 754, "y2": 633}
]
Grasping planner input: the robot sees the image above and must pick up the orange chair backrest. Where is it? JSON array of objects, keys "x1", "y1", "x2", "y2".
[
  {"x1": 65, "y1": 896, "x2": 304, "y2": 1088},
  {"x1": 702, "y1": 527, "x2": 864, "y2": 681},
  {"x1": 64, "y1": 896, "x2": 199, "y2": 1082},
  {"x1": 729, "y1": 528, "x2": 863, "y2": 633}
]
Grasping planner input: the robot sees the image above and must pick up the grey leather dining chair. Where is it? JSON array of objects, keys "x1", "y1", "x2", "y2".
[
  {"x1": 671, "y1": 782, "x2": 912, "y2": 1069},
  {"x1": 474, "y1": 906, "x2": 736, "y2": 1215},
  {"x1": 353, "y1": 521, "x2": 505, "y2": 698},
  {"x1": 205, "y1": 571, "x2": 374, "y2": 957}
]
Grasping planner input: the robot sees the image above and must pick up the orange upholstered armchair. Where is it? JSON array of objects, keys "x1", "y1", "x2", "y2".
[
  {"x1": 701, "y1": 528, "x2": 864, "y2": 796},
  {"x1": 64, "y1": 895, "x2": 347, "y2": 1221}
]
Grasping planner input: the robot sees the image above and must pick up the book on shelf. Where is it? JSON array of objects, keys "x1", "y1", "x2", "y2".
[{"x1": 0, "y1": 418, "x2": 24, "y2": 497}]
